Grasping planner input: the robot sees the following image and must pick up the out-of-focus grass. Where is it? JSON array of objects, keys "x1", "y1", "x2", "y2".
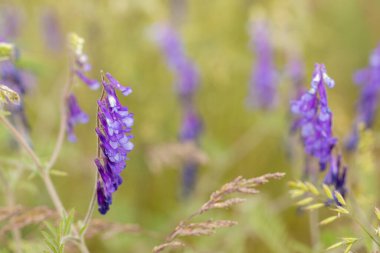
[{"x1": 1, "y1": 0, "x2": 380, "y2": 252}]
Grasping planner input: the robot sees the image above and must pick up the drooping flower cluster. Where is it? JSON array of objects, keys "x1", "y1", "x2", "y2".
[
  {"x1": 66, "y1": 33, "x2": 99, "y2": 142},
  {"x1": 346, "y1": 44, "x2": 380, "y2": 150},
  {"x1": 291, "y1": 63, "x2": 347, "y2": 198},
  {"x1": 247, "y1": 20, "x2": 277, "y2": 109},
  {"x1": 291, "y1": 63, "x2": 337, "y2": 170},
  {"x1": 153, "y1": 24, "x2": 202, "y2": 197},
  {"x1": 95, "y1": 72, "x2": 134, "y2": 215}
]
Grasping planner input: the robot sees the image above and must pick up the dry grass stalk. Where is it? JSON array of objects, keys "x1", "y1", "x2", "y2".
[
  {"x1": 85, "y1": 218, "x2": 141, "y2": 239},
  {"x1": 153, "y1": 172, "x2": 285, "y2": 253},
  {"x1": 0, "y1": 206, "x2": 56, "y2": 236},
  {"x1": 147, "y1": 141, "x2": 208, "y2": 173},
  {"x1": 0, "y1": 206, "x2": 142, "y2": 241},
  {"x1": 0, "y1": 205, "x2": 23, "y2": 222}
]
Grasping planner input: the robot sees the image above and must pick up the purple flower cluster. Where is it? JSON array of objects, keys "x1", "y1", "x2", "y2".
[
  {"x1": 153, "y1": 24, "x2": 202, "y2": 197},
  {"x1": 346, "y1": 44, "x2": 380, "y2": 150},
  {"x1": 66, "y1": 35, "x2": 99, "y2": 142},
  {"x1": 95, "y1": 72, "x2": 134, "y2": 214},
  {"x1": 247, "y1": 20, "x2": 277, "y2": 109},
  {"x1": 153, "y1": 24, "x2": 199, "y2": 100},
  {"x1": 291, "y1": 63, "x2": 337, "y2": 170}
]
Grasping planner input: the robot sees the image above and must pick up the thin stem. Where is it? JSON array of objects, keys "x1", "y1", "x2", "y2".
[
  {"x1": 81, "y1": 172, "x2": 98, "y2": 236},
  {"x1": 46, "y1": 63, "x2": 74, "y2": 171},
  {"x1": 0, "y1": 115, "x2": 42, "y2": 168},
  {"x1": 81, "y1": 86, "x2": 105, "y2": 237},
  {"x1": 0, "y1": 114, "x2": 89, "y2": 252}
]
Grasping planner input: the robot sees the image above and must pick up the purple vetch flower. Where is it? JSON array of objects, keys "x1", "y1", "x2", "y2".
[
  {"x1": 152, "y1": 24, "x2": 199, "y2": 100},
  {"x1": 291, "y1": 63, "x2": 337, "y2": 170},
  {"x1": 152, "y1": 24, "x2": 203, "y2": 197},
  {"x1": 247, "y1": 20, "x2": 277, "y2": 109},
  {"x1": 68, "y1": 33, "x2": 99, "y2": 90},
  {"x1": 95, "y1": 72, "x2": 134, "y2": 214},
  {"x1": 324, "y1": 155, "x2": 347, "y2": 199},
  {"x1": 346, "y1": 44, "x2": 380, "y2": 150},
  {"x1": 66, "y1": 93, "x2": 89, "y2": 142}
]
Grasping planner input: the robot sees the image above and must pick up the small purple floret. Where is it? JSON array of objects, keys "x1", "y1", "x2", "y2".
[{"x1": 66, "y1": 93, "x2": 89, "y2": 142}]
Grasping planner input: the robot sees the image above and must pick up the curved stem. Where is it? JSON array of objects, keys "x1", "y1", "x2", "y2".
[
  {"x1": 81, "y1": 172, "x2": 98, "y2": 236},
  {"x1": 0, "y1": 115, "x2": 90, "y2": 252},
  {"x1": 80, "y1": 87, "x2": 105, "y2": 237},
  {"x1": 46, "y1": 65, "x2": 74, "y2": 171}
]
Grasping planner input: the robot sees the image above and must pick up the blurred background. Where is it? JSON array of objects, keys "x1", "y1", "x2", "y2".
[{"x1": 0, "y1": 0, "x2": 380, "y2": 252}]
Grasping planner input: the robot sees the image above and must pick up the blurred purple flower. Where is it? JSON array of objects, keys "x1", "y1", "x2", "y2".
[
  {"x1": 247, "y1": 20, "x2": 277, "y2": 109},
  {"x1": 40, "y1": 8, "x2": 64, "y2": 52},
  {"x1": 346, "y1": 44, "x2": 380, "y2": 150},
  {"x1": 324, "y1": 155, "x2": 347, "y2": 198},
  {"x1": 152, "y1": 24, "x2": 199, "y2": 100},
  {"x1": 66, "y1": 93, "x2": 89, "y2": 142},
  {"x1": 180, "y1": 108, "x2": 202, "y2": 141},
  {"x1": 291, "y1": 63, "x2": 337, "y2": 170},
  {"x1": 152, "y1": 24, "x2": 202, "y2": 197},
  {"x1": 95, "y1": 73, "x2": 134, "y2": 214}
]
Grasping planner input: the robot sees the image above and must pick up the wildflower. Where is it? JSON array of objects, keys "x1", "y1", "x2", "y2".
[
  {"x1": 153, "y1": 24, "x2": 202, "y2": 197},
  {"x1": 65, "y1": 33, "x2": 99, "y2": 142},
  {"x1": 152, "y1": 24, "x2": 199, "y2": 100},
  {"x1": 95, "y1": 72, "x2": 134, "y2": 214},
  {"x1": 66, "y1": 93, "x2": 88, "y2": 142},
  {"x1": 324, "y1": 155, "x2": 347, "y2": 198},
  {"x1": 247, "y1": 20, "x2": 277, "y2": 109},
  {"x1": 291, "y1": 63, "x2": 336, "y2": 170},
  {"x1": 68, "y1": 33, "x2": 99, "y2": 90},
  {"x1": 346, "y1": 44, "x2": 380, "y2": 150}
]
